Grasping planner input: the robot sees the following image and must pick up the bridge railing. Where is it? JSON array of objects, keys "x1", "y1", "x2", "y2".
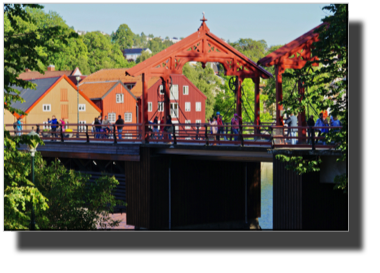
[{"x1": 5, "y1": 123, "x2": 343, "y2": 150}]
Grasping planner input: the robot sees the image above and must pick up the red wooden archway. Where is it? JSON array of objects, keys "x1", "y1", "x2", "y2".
[
  {"x1": 257, "y1": 23, "x2": 326, "y2": 129},
  {"x1": 126, "y1": 15, "x2": 272, "y2": 141}
]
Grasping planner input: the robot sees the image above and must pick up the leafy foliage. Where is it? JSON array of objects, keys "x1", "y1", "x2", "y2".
[
  {"x1": 34, "y1": 156, "x2": 123, "y2": 229},
  {"x1": 275, "y1": 154, "x2": 322, "y2": 175},
  {"x1": 112, "y1": 23, "x2": 134, "y2": 50},
  {"x1": 274, "y1": 4, "x2": 347, "y2": 192},
  {"x1": 83, "y1": 31, "x2": 135, "y2": 73}
]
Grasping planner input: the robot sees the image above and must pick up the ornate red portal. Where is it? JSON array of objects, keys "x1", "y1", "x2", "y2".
[
  {"x1": 258, "y1": 23, "x2": 326, "y2": 141},
  {"x1": 126, "y1": 15, "x2": 272, "y2": 141}
]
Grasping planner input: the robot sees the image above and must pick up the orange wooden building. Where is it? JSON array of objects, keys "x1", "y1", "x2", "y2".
[{"x1": 79, "y1": 80, "x2": 137, "y2": 124}]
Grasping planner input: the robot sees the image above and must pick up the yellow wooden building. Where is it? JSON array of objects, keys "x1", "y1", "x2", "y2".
[{"x1": 4, "y1": 75, "x2": 101, "y2": 128}]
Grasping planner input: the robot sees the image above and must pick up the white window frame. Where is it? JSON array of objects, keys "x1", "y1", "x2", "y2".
[
  {"x1": 170, "y1": 103, "x2": 178, "y2": 118},
  {"x1": 183, "y1": 85, "x2": 189, "y2": 95},
  {"x1": 158, "y1": 102, "x2": 164, "y2": 112},
  {"x1": 159, "y1": 85, "x2": 165, "y2": 95},
  {"x1": 43, "y1": 121, "x2": 51, "y2": 130},
  {"x1": 125, "y1": 133, "x2": 132, "y2": 139},
  {"x1": 170, "y1": 85, "x2": 179, "y2": 100},
  {"x1": 78, "y1": 104, "x2": 86, "y2": 111},
  {"x1": 124, "y1": 112, "x2": 132, "y2": 123},
  {"x1": 196, "y1": 119, "x2": 202, "y2": 124},
  {"x1": 185, "y1": 102, "x2": 191, "y2": 112},
  {"x1": 108, "y1": 113, "x2": 116, "y2": 123},
  {"x1": 196, "y1": 102, "x2": 201, "y2": 112},
  {"x1": 116, "y1": 93, "x2": 124, "y2": 103},
  {"x1": 43, "y1": 104, "x2": 51, "y2": 112},
  {"x1": 148, "y1": 102, "x2": 152, "y2": 112},
  {"x1": 185, "y1": 120, "x2": 191, "y2": 129},
  {"x1": 172, "y1": 120, "x2": 179, "y2": 133}
]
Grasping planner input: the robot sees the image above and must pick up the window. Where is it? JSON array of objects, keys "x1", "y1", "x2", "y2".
[
  {"x1": 183, "y1": 85, "x2": 189, "y2": 95},
  {"x1": 158, "y1": 102, "x2": 164, "y2": 112},
  {"x1": 148, "y1": 102, "x2": 152, "y2": 112},
  {"x1": 125, "y1": 134, "x2": 132, "y2": 139},
  {"x1": 170, "y1": 103, "x2": 178, "y2": 118},
  {"x1": 60, "y1": 88, "x2": 68, "y2": 101},
  {"x1": 185, "y1": 120, "x2": 191, "y2": 129},
  {"x1": 159, "y1": 85, "x2": 165, "y2": 95},
  {"x1": 108, "y1": 113, "x2": 116, "y2": 123},
  {"x1": 78, "y1": 104, "x2": 86, "y2": 111},
  {"x1": 43, "y1": 104, "x2": 51, "y2": 112},
  {"x1": 172, "y1": 120, "x2": 179, "y2": 133},
  {"x1": 196, "y1": 120, "x2": 202, "y2": 124},
  {"x1": 170, "y1": 85, "x2": 178, "y2": 100},
  {"x1": 116, "y1": 93, "x2": 124, "y2": 103},
  {"x1": 124, "y1": 112, "x2": 132, "y2": 122},
  {"x1": 196, "y1": 102, "x2": 201, "y2": 112},
  {"x1": 185, "y1": 102, "x2": 191, "y2": 112}
]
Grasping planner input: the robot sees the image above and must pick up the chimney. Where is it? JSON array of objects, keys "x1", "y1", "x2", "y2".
[
  {"x1": 47, "y1": 65, "x2": 55, "y2": 72},
  {"x1": 25, "y1": 68, "x2": 31, "y2": 72}
]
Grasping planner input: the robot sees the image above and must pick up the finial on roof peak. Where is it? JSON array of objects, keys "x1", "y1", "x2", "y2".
[{"x1": 201, "y1": 12, "x2": 207, "y2": 23}]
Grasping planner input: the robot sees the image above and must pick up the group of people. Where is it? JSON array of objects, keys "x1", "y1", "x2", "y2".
[
  {"x1": 149, "y1": 115, "x2": 173, "y2": 140},
  {"x1": 281, "y1": 112, "x2": 342, "y2": 145},
  {"x1": 208, "y1": 112, "x2": 242, "y2": 143},
  {"x1": 92, "y1": 115, "x2": 125, "y2": 139},
  {"x1": 307, "y1": 113, "x2": 341, "y2": 144}
]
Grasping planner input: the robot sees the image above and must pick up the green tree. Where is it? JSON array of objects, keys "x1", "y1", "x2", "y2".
[
  {"x1": 230, "y1": 39, "x2": 268, "y2": 62},
  {"x1": 275, "y1": 4, "x2": 348, "y2": 192},
  {"x1": 135, "y1": 50, "x2": 152, "y2": 64},
  {"x1": 23, "y1": 7, "x2": 91, "y2": 74},
  {"x1": 4, "y1": 4, "x2": 74, "y2": 229},
  {"x1": 34, "y1": 155, "x2": 123, "y2": 229},
  {"x1": 113, "y1": 23, "x2": 134, "y2": 50},
  {"x1": 83, "y1": 31, "x2": 135, "y2": 73}
]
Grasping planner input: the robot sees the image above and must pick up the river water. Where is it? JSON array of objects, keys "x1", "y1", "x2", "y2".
[{"x1": 259, "y1": 162, "x2": 273, "y2": 229}]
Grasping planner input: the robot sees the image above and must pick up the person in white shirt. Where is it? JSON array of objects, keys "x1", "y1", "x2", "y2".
[{"x1": 285, "y1": 112, "x2": 298, "y2": 145}]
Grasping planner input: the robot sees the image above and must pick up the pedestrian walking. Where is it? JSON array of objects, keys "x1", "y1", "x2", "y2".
[
  {"x1": 94, "y1": 117, "x2": 101, "y2": 139},
  {"x1": 165, "y1": 115, "x2": 173, "y2": 141},
  {"x1": 315, "y1": 113, "x2": 324, "y2": 144},
  {"x1": 51, "y1": 115, "x2": 58, "y2": 140},
  {"x1": 159, "y1": 117, "x2": 165, "y2": 140},
  {"x1": 307, "y1": 115, "x2": 315, "y2": 144},
  {"x1": 216, "y1": 112, "x2": 227, "y2": 141},
  {"x1": 285, "y1": 112, "x2": 298, "y2": 145},
  {"x1": 231, "y1": 113, "x2": 242, "y2": 141},
  {"x1": 209, "y1": 116, "x2": 218, "y2": 145},
  {"x1": 16, "y1": 117, "x2": 23, "y2": 136},
  {"x1": 115, "y1": 115, "x2": 124, "y2": 139},
  {"x1": 102, "y1": 115, "x2": 111, "y2": 138}
]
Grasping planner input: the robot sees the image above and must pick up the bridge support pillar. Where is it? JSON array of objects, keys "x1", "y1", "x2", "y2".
[
  {"x1": 254, "y1": 74, "x2": 260, "y2": 136},
  {"x1": 273, "y1": 155, "x2": 348, "y2": 230}
]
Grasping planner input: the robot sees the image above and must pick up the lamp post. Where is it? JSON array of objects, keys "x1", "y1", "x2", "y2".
[
  {"x1": 27, "y1": 128, "x2": 39, "y2": 230},
  {"x1": 76, "y1": 76, "x2": 81, "y2": 138}
]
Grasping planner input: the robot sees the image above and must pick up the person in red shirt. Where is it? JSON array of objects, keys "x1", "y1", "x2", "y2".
[
  {"x1": 216, "y1": 112, "x2": 227, "y2": 141},
  {"x1": 231, "y1": 113, "x2": 242, "y2": 141}
]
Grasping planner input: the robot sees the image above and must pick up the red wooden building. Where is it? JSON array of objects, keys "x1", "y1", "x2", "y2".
[{"x1": 134, "y1": 74, "x2": 207, "y2": 126}]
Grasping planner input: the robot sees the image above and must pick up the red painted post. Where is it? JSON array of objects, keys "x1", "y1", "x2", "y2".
[
  {"x1": 275, "y1": 65, "x2": 283, "y2": 126},
  {"x1": 254, "y1": 74, "x2": 260, "y2": 135},
  {"x1": 163, "y1": 77, "x2": 170, "y2": 124},
  {"x1": 298, "y1": 80, "x2": 307, "y2": 143},
  {"x1": 236, "y1": 76, "x2": 242, "y2": 123},
  {"x1": 142, "y1": 73, "x2": 148, "y2": 143}
]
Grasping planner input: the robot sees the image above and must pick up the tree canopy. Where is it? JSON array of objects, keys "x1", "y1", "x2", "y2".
[{"x1": 113, "y1": 23, "x2": 134, "y2": 50}]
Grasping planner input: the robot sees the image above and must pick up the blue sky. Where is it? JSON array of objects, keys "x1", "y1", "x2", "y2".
[{"x1": 42, "y1": 3, "x2": 330, "y2": 48}]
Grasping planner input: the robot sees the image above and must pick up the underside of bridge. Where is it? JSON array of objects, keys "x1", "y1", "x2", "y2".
[{"x1": 125, "y1": 147, "x2": 261, "y2": 229}]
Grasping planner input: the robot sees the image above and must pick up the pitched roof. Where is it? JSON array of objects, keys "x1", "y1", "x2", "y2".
[
  {"x1": 9, "y1": 77, "x2": 60, "y2": 112},
  {"x1": 258, "y1": 23, "x2": 326, "y2": 67},
  {"x1": 9, "y1": 75, "x2": 101, "y2": 118},
  {"x1": 130, "y1": 76, "x2": 161, "y2": 97},
  {"x1": 78, "y1": 68, "x2": 140, "y2": 85},
  {"x1": 18, "y1": 67, "x2": 81, "y2": 80},
  {"x1": 122, "y1": 48, "x2": 149, "y2": 54},
  {"x1": 125, "y1": 21, "x2": 272, "y2": 79},
  {"x1": 79, "y1": 81, "x2": 137, "y2": 100}
]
